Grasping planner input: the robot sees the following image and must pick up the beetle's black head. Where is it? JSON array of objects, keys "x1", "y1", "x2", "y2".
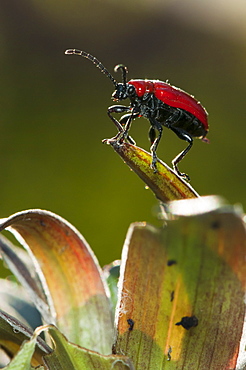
[
  {"x1": 112, "y1": 83, "x2": 136, "y2": 101},
  {"x1": 112, "y1": 83, "x2": 127, "y2": 100},
  {"x1": 112, "y1": 64, "x2": 128, "y2": 101},
  {"x1": 112, "y1": 64, "x2": 136, "y2": 101}
]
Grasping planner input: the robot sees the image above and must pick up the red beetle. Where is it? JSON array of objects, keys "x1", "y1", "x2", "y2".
[{"x1": 65, "y1": 49, "x2": 209, "y2": 180}]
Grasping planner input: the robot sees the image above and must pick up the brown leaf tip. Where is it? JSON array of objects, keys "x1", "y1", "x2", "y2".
[{"x1": 175, "y1": 315, "x2": 198, "y2": 330}]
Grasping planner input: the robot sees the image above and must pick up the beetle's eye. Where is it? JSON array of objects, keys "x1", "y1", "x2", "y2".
[{"x1": 128, "y1": 85, "x2": 135, "y2": 95}]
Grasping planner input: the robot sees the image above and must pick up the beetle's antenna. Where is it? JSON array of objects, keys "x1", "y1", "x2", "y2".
[
  {"x1": 65, "y1": 49, "x2": 118, "y2": 88},
  {"x1": 114, "y1": 64, "x2": 128, "y2": 87}
]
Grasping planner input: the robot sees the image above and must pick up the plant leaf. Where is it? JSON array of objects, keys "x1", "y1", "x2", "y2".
[
  {"x1": 0, "y1": 279, "x2": 42, "y2": 330},
  {"x1": 0, "y1": 234, "x2": 51, "y2": 323},
  {"x1": 3, "y1": 325, "x2": 49, "y2": 370},
  {"x1": 43, "y1": 325, "x2": 134, "y2": 370},
  {"x1": 103, "y1": 260, "x2": 121, "y2": 314},
  {"x1": 0, "y1": 310, "x2": 51, "y2": 367},
  {"x1": 107, "y1": 141, "x2": 198, "y2": 202},
  {"x1": 114, "y1": 197, "x2": 246, "y2": 369},
  {"x1": 0, "y1": 209, "x2": 114, "y2": 354}
]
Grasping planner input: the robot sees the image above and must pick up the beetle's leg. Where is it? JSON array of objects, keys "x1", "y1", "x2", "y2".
[
  {"x1": 119, "y1": 113, "x2": 140, "y2": 145},
  {"x1": 148, "y1": 124, "x2": 163, "y2": 173},
  {"x1": 148, "y1": 126, "x2": 156, "y2": 143},
  {"x1": 170, "y1": 127, "x2": 193, "y2": 181},
  {"x1": 103, "y1": 105, "x2": 132, "y2": 143},
  {"x1": 120, "y1": 107, "x2": 140, "y2": 142},
  {"x1": 107, "y1": 105, "x2": 131, "y2": 133}
]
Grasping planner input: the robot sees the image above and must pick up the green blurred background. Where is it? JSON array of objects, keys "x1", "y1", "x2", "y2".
[{"x1": 0, "y1": 0, "x2": 245, "y2": 266}]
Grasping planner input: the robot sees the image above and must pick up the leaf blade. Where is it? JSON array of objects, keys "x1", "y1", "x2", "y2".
[
  {"x1": 107, "y1": 141, "x2": 198, "y2": 202},
  {"x1": 0, "y1": 209, "x2": 114, "y2": 353},
  {"x1": 0, "y1": 310, "x2": 51, "y2": 367},
  {"x1": 114, "y1": 198, "x2": 246, "y2": 369},
  {"x1": 44, "y1": 325, "x2": 134, "y2": 370}
]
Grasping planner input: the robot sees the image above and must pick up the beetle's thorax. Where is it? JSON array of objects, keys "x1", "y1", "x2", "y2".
[{"x1": 128, "y1": 79, "x2": 155, "y2": 97}]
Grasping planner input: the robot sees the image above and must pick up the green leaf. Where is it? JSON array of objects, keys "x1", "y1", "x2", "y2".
[
  {"x1": 0, "y1": 209, "x2": 114, "y2": 354},
  {"x1": 107, "y1": 141, "x2": 198, "y2": 202},
  {"x1": 3, "y1": 326, "x2": 46, "y2": 370},
  {"x1": 114, "y1": 197, "x2": 246, "y2": 369},
  {"x1": 0, "y1": 310, "x2": 51, "y2": 367},
  {"x1": 103, "y1": 260, "x2": 121, "y2": 314},
  {"x1": 43, "y1": 325, "x2": 133, "y2": 370}
]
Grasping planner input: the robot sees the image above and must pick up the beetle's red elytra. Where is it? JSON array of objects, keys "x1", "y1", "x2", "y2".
[
  {"x1": 129, "y1": 80, "x2": 208, "y2": 129},
  {"x1": 65, "y1": 49, "x2": 209, "y2": 180}
]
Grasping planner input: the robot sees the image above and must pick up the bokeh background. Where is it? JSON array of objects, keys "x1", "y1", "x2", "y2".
[{"x1": 0, "y1": 0, "x2": 245, "y2": 266}]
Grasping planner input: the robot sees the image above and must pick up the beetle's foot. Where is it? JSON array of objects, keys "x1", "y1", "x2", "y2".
[
  {"x1": 150, "y1": 155, "x2": 158, "y2": 173},
  {"x1": 102, "y1": 132, "x2": 123, "y2": 145},
  {"x1": 102, "y1": 137, "x2": 118, "y2": 144},
  {"x1": 172, "y1": 161, "x2": 191, "y2": 181},
  {"x1": 102, "y1": 137, "x2": 114, "y2": 144},
  {"x1": 175, "y1": 168, "x2": 191, "y2": 182},
  {"x1": 102, "y1": 129, "x2": 132, "y2": 145},
  {"x1": 181, "y1": 173, "x2": 191, "y2": 182}
]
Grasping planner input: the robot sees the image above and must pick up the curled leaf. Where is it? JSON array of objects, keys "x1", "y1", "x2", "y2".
[{"x1": 0, "y1": 210, "x2": 114, "y2": 354}]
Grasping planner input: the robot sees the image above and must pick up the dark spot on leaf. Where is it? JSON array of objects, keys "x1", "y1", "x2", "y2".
[
  {"x1": 112, "y1": 343, "x2": 117, "y2": 354},
  {"x1": 167, "y1": 346, "x2": 172, "y2": 361},
  {"x1": 127, "y1": 318, "x2": 134, "y2": 331},
  {"x1": 167, "y1": 259, "x2": 177, "y2": 266},
  {"x1": 211, "y1": 220, "x2": 220, "y2": 229},
  {"x1": 175, "y1": 316, "x2": 198, "y2": 330},
  {"x1": 40, "y1": 220, "x2": 46, "y2": 227},
  {"x1": 170, "y1": 291, "x2": 174, "y2": 302}
]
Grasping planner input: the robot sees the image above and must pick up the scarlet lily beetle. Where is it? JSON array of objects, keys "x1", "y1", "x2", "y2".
[{"x1": 65, "y1": 49, "x2": 209, "y2": 180}]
